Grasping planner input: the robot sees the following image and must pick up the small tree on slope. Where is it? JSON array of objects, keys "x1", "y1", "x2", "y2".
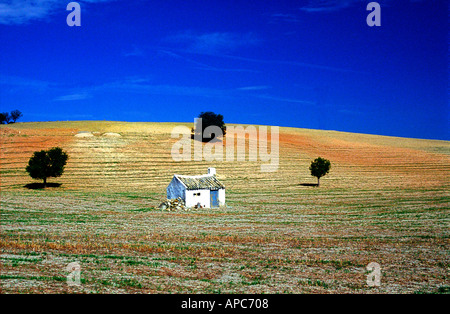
[
  {"x1": 309, "y1": 157, "x2": 331, "y2": 186},
  {"x1": 26, "y1": 147, "x2": 68, "y2": 187}
]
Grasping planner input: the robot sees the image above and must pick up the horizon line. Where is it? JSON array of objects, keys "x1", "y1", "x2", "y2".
[{"x1": 2, "y1": 119, "x2": 448, "y2": 142}]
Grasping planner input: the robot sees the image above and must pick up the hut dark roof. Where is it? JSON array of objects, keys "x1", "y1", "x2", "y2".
[{"x1": 174, "y1": 174, "x2": 225, "y2": 190}]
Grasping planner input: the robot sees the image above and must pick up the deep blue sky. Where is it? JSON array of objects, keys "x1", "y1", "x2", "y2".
[{"x1": 0, "y1": 0, "x2": 448, "y2": 140}]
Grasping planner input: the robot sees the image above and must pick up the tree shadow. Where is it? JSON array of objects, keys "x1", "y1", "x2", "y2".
[
  {"x1": 299, "y1": 183, "x2": 319, "y2": 187},
  {"x1": 24, "y1": 183, "x2": 62, "y2": 189}
]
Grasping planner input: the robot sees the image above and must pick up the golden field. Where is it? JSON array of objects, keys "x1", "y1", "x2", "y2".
[{"x1": 0, "y1": 121, "x2": 449, "y2": 293}]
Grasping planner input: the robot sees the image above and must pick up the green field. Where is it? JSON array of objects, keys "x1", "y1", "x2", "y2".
[{"x1": 1, "y1": 121, "x2": 449, "y2": 293}]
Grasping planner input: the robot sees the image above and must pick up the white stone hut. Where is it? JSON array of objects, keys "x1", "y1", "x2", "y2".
[{"x1": 166, "y1": 168, "x2": 225, "y2": 208}]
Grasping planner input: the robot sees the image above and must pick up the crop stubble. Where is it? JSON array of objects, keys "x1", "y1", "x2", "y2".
[{"x1": 0, "y1": 121, "x2": 448, "y2": 293}]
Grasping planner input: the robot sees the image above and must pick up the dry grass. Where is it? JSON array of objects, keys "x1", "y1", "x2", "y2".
[{"x1": 0, "y1": 121, "x2": 449, "y2": 294}]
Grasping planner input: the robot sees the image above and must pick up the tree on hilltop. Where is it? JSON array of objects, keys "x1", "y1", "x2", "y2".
[
  {"x1": 10, "y1": 110, "x2": 23, "y2": 123},
  {"x1": 192, "y1": 111, "x2": 226, "y2": 142},
  {"x1": 0, "y1": 110, "x2": 23, "y2": 124},
  {"x1": 0, "y1": 112, "x2": 11, "y2": 124}
]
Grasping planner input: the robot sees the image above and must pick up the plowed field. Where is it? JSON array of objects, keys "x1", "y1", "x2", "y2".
[{"x1": 1, "y1": 121, "x2": 448, "y2": 293}]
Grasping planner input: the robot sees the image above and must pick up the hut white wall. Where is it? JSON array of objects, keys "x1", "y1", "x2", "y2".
[
  {"x1": 185, "y1": 189, "x2": 210, "y2": 208},
  {"x1": 186, "y1": 188, "x2": 225, "y2": 208},
  {"x1": 218, "y1": 189, "x2": 226, "y2": 206}
]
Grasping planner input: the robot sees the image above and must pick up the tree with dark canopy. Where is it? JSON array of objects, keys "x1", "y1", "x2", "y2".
[
  {"x1": 26, "y1": 147, "x2": 69, "y2": 187},
  {"x1": 192, "y1": 111, "x2": 226, "y2": 142},
  {"x1": 309, "y1": 157, "x2": 331, "y2": 186},
  {"x1": 10, "y1": 110, "x2": 23, "y2": 123},
  {"x1": 0, "y1": 112, "x2": 11, "y2": 124}
]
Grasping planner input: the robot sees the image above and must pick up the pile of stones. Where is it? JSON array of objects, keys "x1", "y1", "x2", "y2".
[
  {"x1": 158, "y1": 198, "x2": 206, "y2": 211},
  {"x1": 159, "y1": 197, "x2": 188, "y2": 211}
]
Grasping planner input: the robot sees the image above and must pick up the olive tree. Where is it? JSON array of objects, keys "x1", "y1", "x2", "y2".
[
  {"x1": 10, "y1": 110, "x2": 23, "y2": 123},
  {"x1": 26, "y1": 147, "x2": 68, "y2": 187},
  {"x1": 309, "y1": 157, "x2": 331, "y2": 186},
  {"x1": 192, "y1": 111, "x2": 226, "y2": 142}
]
